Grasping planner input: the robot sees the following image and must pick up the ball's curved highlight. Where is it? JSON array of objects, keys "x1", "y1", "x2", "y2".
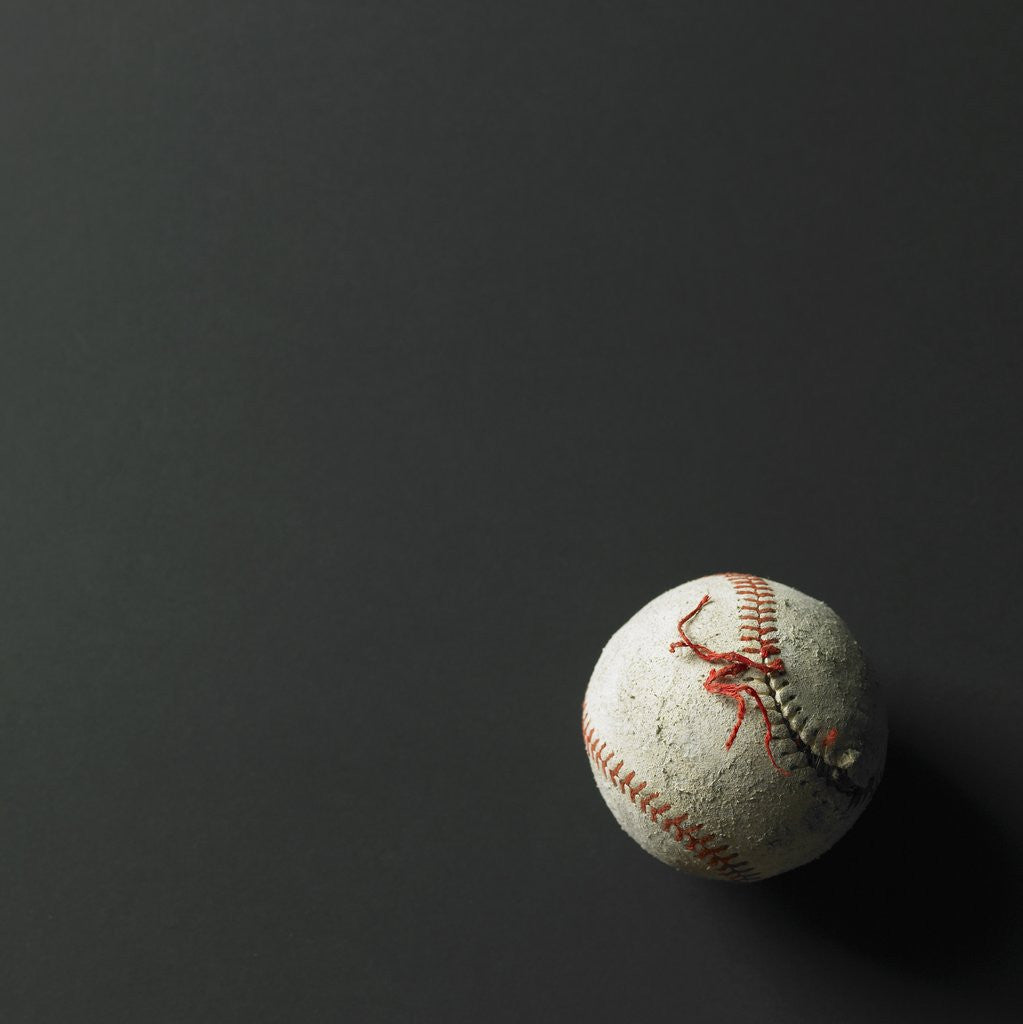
[{"x1": 581, "y1": 573, "x2": 886, "y2": 881}]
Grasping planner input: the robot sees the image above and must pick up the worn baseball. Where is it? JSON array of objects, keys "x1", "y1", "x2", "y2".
[{"x1": 582, "y1": 573, "x2": 886, "y2": 881}]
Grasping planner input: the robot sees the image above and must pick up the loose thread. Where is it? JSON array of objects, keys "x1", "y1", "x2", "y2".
[{"x1": 670, "y1": 594, "x2": 791, "y2": 776}]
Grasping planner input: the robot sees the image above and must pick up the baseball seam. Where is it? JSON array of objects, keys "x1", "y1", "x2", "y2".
[
  {"x1": 723, "y1": 572, "x2": 868, "y2": 801},
  {"x1": 581, "y1": 706, "x2": 760, "y2": 882}
]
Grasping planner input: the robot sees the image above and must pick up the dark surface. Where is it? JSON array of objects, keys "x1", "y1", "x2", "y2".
[{"x1": 2, "y1": 3, "x2": 1021, "y2": 1021}]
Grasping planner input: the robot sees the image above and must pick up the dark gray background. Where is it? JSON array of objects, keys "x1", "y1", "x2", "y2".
[{"x1": 2, "y1": 2, "x2": 1021, "y2": 1022}]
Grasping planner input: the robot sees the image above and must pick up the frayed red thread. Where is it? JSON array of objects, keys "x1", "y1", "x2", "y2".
[{"x1": 670, "y1": 594, "x2": 791, "y2": 776}]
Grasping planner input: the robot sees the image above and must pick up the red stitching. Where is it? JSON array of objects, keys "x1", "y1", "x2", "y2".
[
  {"x1": 669, "y1": 575, "x2": 790, "y2": 775},
  {"x1": 670, "y1": 573, "x2": 846, "y2": 776},
  {"x1": 581, "y1": 707, "x2": 759, "y2": 882},
  {"x1": 723, "y1": 572, "x2": 783, "y2": 664}
]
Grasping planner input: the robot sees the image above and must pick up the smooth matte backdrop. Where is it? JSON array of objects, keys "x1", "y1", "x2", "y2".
[{"x1": 1, "y1": 2, "x2": 1021, "y2": 1022}]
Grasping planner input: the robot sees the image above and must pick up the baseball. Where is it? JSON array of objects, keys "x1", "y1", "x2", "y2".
[{"x1": 582, "y1": 573, "x2": 887, "y2": 881}]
